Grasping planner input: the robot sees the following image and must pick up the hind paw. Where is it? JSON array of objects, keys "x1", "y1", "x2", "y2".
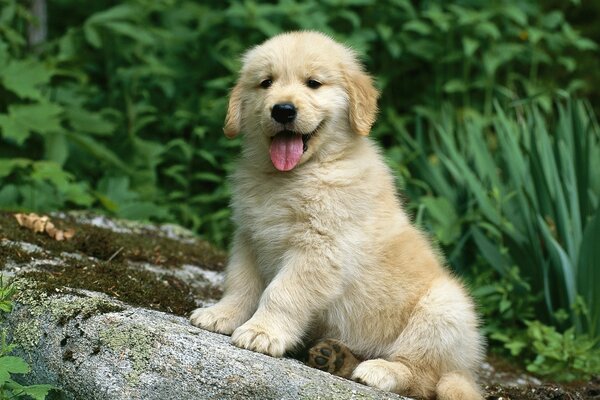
[{"x1": 306, "y1": 339, "x2": 360, "y2": 378}]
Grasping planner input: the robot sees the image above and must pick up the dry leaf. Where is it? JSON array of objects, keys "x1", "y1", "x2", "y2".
[{"x1": 14, "y1": 213, "x2": 75, "y2": 241}]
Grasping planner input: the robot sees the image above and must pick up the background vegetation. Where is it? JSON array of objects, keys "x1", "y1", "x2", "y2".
[{"x1": 1, "y1": 0, "x2": 599, "y2": 381}]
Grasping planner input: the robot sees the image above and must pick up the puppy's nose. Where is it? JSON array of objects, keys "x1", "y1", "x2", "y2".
[{"x1": 271, "y1": 103, "x2": 297, "y2": 124}]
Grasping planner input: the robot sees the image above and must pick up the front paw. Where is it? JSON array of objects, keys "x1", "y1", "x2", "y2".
[
  {"x1": 190, "y1": 305, "x2": 244, "y2": 335},
  {"x1": 231, "y1": 321, "x2": 289, "y2": 357}
]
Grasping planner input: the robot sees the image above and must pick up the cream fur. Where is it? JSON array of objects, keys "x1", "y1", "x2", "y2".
[{"x1": 191, "y1": 31, "x2": 484, "y2": 399}]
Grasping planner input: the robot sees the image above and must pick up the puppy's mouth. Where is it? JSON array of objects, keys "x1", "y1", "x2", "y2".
[{"x1": 269, "y1": 121, "x2": 323, "y2": 172}]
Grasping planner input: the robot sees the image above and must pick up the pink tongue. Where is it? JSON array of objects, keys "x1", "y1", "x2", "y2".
[{"x1": 269, "y1": 132, "x2": 304, "y2": 171}]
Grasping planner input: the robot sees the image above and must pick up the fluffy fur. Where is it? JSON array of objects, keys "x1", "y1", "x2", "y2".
[{"x1": 190, "y1": 31, "x2": 484, "y2": 399}]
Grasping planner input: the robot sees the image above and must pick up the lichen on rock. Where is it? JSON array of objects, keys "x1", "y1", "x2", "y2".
[{"x1": 99, "y1": 323, "x2": 157, "y2": 384}]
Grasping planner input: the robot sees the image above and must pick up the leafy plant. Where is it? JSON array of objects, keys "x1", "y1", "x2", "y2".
[
  {"x1": 0, "y1": 277, "x2": 57, "y2": 399},
  {"x1": 1, "y1": 0, "x2": 596, "y2": 247},
  {"x1": 407, "y1": 98, "x2": 600, "y2": 379},
  {"x1": 523, "y1": 321, "x2": 600, "y2": 381}
]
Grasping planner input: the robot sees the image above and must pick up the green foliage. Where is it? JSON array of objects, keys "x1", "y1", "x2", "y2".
[
  {"x1": 491, "y1": 320, "x2": 600, "y2": 382},
  {"x1": 523, "y1": 321, "x2": 600, "y2": 381},
  {"x1": 0, "y1": 277, "x2": 57, "y2": 399},
  {"x1": 473, "y1": 267, "x2": 600, "y2": 381},
  {"x1": 408, "y1": 98, "x2": 600, "y2": 380},
  {"x1": 0, "y1": 0, "x2": 596, "y2": 246}
]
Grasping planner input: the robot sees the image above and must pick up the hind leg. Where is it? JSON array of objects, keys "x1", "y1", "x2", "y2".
[
  {"x1": 437, "y1": 371, "x2": 482, "y2": 400},
  {"x1": 382, "y1": 278, "x2": 484, "y2": 398},
  {"x1": 351, "y1": 359, "x2": 415, "y2": 395}
]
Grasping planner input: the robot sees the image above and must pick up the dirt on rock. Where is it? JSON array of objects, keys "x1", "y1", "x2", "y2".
[
  {"x1": 0, "y1": 211, "x2": 225, "y2": 316},
  {"x1": 485, "y1": 378, "x2": 600, "y2": 400},
  {"x1": 481, "y1": 356, "x2": 600, "y2": 400}
]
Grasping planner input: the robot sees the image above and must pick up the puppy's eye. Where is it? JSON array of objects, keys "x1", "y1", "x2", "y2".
[
  {"x1": 307, "y1": 79, "x2": 322, "y2": 89},
  {"x1": 260, "y1": 79, "x2": 273, "y2": 89}
]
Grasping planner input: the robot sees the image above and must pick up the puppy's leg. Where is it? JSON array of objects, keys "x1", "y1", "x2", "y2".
[
  {"x1": 190, "y1": 234, "x2": 263, "y2": 335},
  {"x1": 381, "y1": 278, "x2": 483, "y2": 399},
  {"x1": 231, "y1": 248, "x2": 342, "y2": 357},
  {"x1": 436, "y1": 371, "x2": 482, "y2": 400},
  {"x1": 307, "y1": 339, "x2": 361, "y2": 378},
  {"x1": 351, "y1": 359, "x2": 414, "y2": 395}
]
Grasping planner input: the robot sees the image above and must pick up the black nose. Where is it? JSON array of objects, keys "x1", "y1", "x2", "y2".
[{"x1": 271, "y1": 103, "x2": 297, "y2": 124}]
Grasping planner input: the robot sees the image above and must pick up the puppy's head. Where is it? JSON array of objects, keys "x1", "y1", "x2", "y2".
[{"x1": 224, "y1": 31, "x2": 378, "y2": 172}]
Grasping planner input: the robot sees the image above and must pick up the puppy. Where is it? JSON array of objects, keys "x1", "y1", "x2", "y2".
[{"x1": 190, "y1": 31, "x2": 484, "y2": 400}]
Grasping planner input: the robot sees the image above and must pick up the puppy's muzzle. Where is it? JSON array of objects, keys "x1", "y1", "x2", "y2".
[{"x1": 271, "y1": 103, "x2": 297, "y2": 124}]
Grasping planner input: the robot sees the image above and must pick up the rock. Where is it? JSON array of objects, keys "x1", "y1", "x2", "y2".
[{"x1": 0, "y1": 212, "x2": 404, "y2": 400}]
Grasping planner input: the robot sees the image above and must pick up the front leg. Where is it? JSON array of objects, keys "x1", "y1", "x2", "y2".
[
  {"x1": 190, "y1": 234, "x2": 263, "y2": 335},
  {"x1": 232, "y1": 247, "x2": 342, "y2": 357}
]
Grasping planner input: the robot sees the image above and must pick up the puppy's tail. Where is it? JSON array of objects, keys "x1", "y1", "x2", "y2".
[{"x1": 436, "y1": 371, "x2": 482, "y2": 400}]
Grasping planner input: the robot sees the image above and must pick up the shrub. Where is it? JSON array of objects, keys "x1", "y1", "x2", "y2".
[
  {"x1": 406, "y1": 99, "x2": 600, "y2": 379},
  {"x1": 1, "y1": 0, "x2": 596, "y2": 246}
]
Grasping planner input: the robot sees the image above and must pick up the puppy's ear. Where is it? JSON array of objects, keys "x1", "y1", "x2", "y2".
[
  {"x1": 346, "y1": 69, "x2": 379, "y2": 136},
  {"x1": 223, "y1": 82, "x2": 242, "y2": 138}
]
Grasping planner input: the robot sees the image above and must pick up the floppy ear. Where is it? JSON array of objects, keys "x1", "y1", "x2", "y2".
[
  {"x1": 223, "y1": 82, "x2": 243, "y2": 138},
  {"x1": 346, "y1": 69, "x2": 379, "y2": 136}
]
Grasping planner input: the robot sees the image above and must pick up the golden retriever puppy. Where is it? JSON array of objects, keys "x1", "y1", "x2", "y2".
[{"x1": 190, "y1": 31, "x2": 484, "y2": 400}]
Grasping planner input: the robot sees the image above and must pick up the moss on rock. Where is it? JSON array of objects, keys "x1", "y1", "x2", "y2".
[
  {"x1": 0, "y1": 211, "x2": 226, "y2": 271},
  {"x1": 1, "y1": 212, "x2": 225, "y2": 317},
  {"x1": 99, "y1": 324, "x2": 157, "y2": 384}
]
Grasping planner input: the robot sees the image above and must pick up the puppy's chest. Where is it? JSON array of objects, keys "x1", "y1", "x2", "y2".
[
  {"x1": 233, "y1": 173, "x2": 351, "y2": 255},
  {"x1": 235, "y1": 178, "x2": 316, "y2": 241}
]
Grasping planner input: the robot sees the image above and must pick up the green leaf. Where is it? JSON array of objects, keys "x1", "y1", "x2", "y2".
[
  {"x1": 193, "y1": 172, "x2": 223, "y2": 183},
  {"x1": 44, "y1": 132, "x2": 69, "y2": 166},
  {"x1": 500, "y1": 5, "x2": 528, "y2": 26},
  {"x1": 475, "y1": 21, "x2": 500, "y2": 39},
  {"x1": 0, "y1": 302, "x2": 12, "y2": 313},
  {"x1": 421, "y1": 196, "x2": 460, "y2": 244},
  {"x1": 104, "y1": 21, "x2": 155, "y2": 45},
  {"x1": 472, "y1": 226, "x2": 510, "y2": 276},
  {"x1": 66, "y1": 133, "x2": 135, "y2": 175},
  {"x1": 83, "y1": 23, "x2": 102, "y2": 48},
  {"x1": 577, "y1": 212, "x2": 600, "y2": 336},
  {"x1": 65, "y1": 108, "x2": 116, "y2": 136},
  {"x1": 0, "y1": 356, "x2": 30, "y2": 376},
  {"x1": 0, "y1": 113, "x2": 29, "y2": 145},
  {"x1": 443, "y1": 79, "x2": 468, "y2": 94},
  {"x1": 86, "y1": 3, "x2": 138, "y2": 24},
  {"x1": 97, "y1": 176, "x2": 137, "y2": 205},
  {"x1": 19, "y1": 384, "x2": 59, "y2": 400},
  {"x1": 30, "y1": 161, "x2": 73, "y2": 190},
  {"x1": 0, "y1": 184, "x2": 19, "y2": 207},
  {"x1": 5, "y1": 102, "x2": 64, "y2": 138},
  {"x1": 462, "y1": 37, "x2": 479, "y2": 57},
  {"x1": 0, "y1": 158, "x2": 31, "y2": 179},
  {"x1": 537, "y1": 215, "x2": 577, "y2": 321},
  {"x1": 0, "y1": 60, "x2": 53, "y2": 100},
  {"x1": 402, "y1": 20, "x2": 431, "y2": 35}
]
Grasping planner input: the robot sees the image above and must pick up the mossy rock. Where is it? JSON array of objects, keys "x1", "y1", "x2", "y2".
[
  {"x1": 1, "y1": 211, "x2": 226, "y2": 316},
  {"x1": 0, "y1": 212, "x2": 405, "y2": 400}
]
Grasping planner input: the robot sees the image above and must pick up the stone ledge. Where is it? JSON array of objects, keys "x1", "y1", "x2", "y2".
[
  {"x1": 1, "y1": 212, "x2": 405, "y2": 399},
  {"x1": 4, "y1": 288, "x2": 404, "y2": 400}
]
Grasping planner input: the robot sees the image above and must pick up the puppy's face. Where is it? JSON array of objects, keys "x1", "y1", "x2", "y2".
[{"x1": 224, "y1": 32, "x2": 378, "y2": 172}]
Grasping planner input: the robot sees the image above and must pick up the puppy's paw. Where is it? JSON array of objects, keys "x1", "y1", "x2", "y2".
[
  {"x1": 231, "y1": 321, "x2": 289, "y2": 357},
  {"x1": 189, "y1": 305, "x2": 244, "y2": 335},
  {"x1": 307, "y1": 339, "x2": 360, "y2": 378},
  {"x1": 352, "y1": 359, "x2": 412, "y2": 394}
]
